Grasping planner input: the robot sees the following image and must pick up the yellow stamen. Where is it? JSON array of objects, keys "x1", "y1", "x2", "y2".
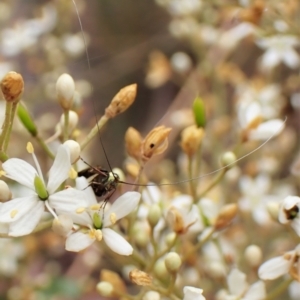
[
  {"x1": 95, "y1": 229, "x2": 103, "y2": 241},
  {"x1": 0, "y1": 170, "x2": 6, "y2": 177},
  {"x1": 26, "y1": 142, "x2": 34, "y2": 154},
  {"x1": 110, "y1": 213, "x2": 117, "y2": 225},
  {"x1": 10, "y1": 209, "x2": 18, "y2": 218},
  {"x1": 90, "y1": 204, "x2": 101, "y2": 210},
  {"x1": 76, "y1": 207, "x2": 86, "y2": 214}
]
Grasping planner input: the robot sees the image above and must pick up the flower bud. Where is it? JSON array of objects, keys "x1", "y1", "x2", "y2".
[
  {"x1": 56, "y1": 73, "x2": 75, "y2": 110},
  {"x1": 164, "y1": 252, "x2": 182, "y2": 273},
  {"x1": 96, "y1": 281, "x2": 114, "y2": 297},
  {"x1": 147, "y1": 204, "x2": 162, "y2": 228},
  {"x1": 63, "y1": 140, "x2": 81, "y2": 164},
  {"x1": 17, "y1": 103, "x2": 38, "y2": 136},
  {"x1": 192, "y1": 96, "x2": 206, "y2": 128},
  {"x1": 100, "y1": 269, "x2": 126, "y2": 296},
  {"x1": 129, "y1": 269, "x2": 152, "y2": 286},
  {"x1": 59, "y1": 110, "x2": 78, "y2": 133},
  {"x1": 266, "y1": 201, "x2": 279, "y2": 221},
  {"x1": 143, "y1": 291, "x2": 160, "y2": 300},
  {"x1": 141, "y1": 126, "x2": 172, "y2": 162},
  {"x1": 125, "y1": 127, "x2": 142, "y2": 160},
  {"x1": 0, "y1": 71, "x2": 24, "y2": 103},
  {"x1": 167, "y1": 206, "x2": 185, "y2": 234},
  {"x1": 52, "y1": 214, "x2": 73, "y2": 237},
  {"x1": 180, "y1": 125, "x2": 204, "y2": 157},
  {"x1": 221, "y1": 151, "x2": 237, "y2": 168},
  {"x1": 0, "y1": 179, "x2": 12, "y2": 202},
  {"x1": 244, "y1": 245, "x2": 262, "y2": 267},
  {"x1": 105, "y1": 84, "x2": 137, "y2": 118},
  {"x1": 214, "y1": 203, "x2": 238, "y2": 230},
  {"x1": 165, "y1": 232, "x2": 177, "y2": 247},
  {"x1": 154, "y1": 260, "x2": 168, "y2": 280}
]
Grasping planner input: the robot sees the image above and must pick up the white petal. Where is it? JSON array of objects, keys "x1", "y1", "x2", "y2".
[
  {"x1": 8, "y1": 201, "x2": 44, "y2": 236},
  {"x1": 0, "y1": 196, "x2": 39, "y2": 223},
  {"x1": 260, "y1": 50, "x2": 281, "y2": 70},
  {"x1": 243, "y1": 281, "x2": 266, "y2": 300},
  {"x1": 0, "y1": 222, "x2": 9, "y2": 234},
  {"x1": 102, "y1": 228, "x2": 133, "y2": 255},
  {"x1": 289, "y1": 281, "x2": 300, "y2": 300},
  {"x1": 76, "y1": 177, "x2": 97, "y2": 206},
  {"x1": 47, "y1": 145, "x2": 71, "y2": 194},
  {"x1": 2, "y1": 158, "x2": 36, "y2": 190},
  {"x1": 249, "y1": 119, "x2": 284, "y2": 140},
  {"x1": 65, "y1": 231, "x2": 95, "y2": 252},
  {"x1": 227, "y1": 269, "x2": 247, "y2": 296},
  {"x1": 291, "y1": 219, "x2": 300, "y2": 236},
  {"x1": 103, "y1": 191, "x2": 141, "y2": 227},
  {"x1": 49, "y1": 188, "x2": 87, "y2": 214},
  {"x1": 258, "y1": 256, "x2": 291, "y2": 280},
  {"x1": 282, "y1": 49, "x2": 300, "y2": 69},
  {"x1": 183, "y1": 286, "x2": 206, "y2": 300}
]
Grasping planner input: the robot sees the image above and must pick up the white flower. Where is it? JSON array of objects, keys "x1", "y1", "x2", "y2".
[
  {"x1": 259, "y1": 244, "x2": 300, "y2": 281},
  {"x1": 224, "y1": 269, "x2": 266, "y2": 300},
  {"x1": 256, "y1": 35, "x2": 300, "y2": 70},
  {"x1": 65, "y1": 177, "x2": 141, "y2": 254},
  {"x1": 278, "y1": 196, "x2": 300, "y2": 236},
  {"x1": 0, "y1": 144, "x2": 85, "y2": 236},
  {"x1": 183, "y1": 286, "x2": 206, "y2": 300}
]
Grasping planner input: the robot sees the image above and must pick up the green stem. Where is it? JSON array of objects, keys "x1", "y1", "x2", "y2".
[
  {"x1": 63, "y1": 109, "x2": 69, "y2": 142},
  {"x1": 264, "y1": 277, "x2": 293, "y2": 300},
  {"x1": 35, "y1": 135, "x2": 55, "y2": 159},
  {"x1": 188, "y1": 156, "x2": 197, "y2": 203},
  {"x1": 80, "y1": 115, "x2": 109, "y2": 150}
]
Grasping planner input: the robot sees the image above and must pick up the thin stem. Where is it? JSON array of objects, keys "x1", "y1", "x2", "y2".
[
  {"x1": 4, "y1": 102, "x2": 18, "y2": 151},
  {"x1": 188, "y1": 156, "x2": 197, "y2": 203},
  {"x1": 80, "y1": 114, "x2": 109, "y2": 150},
  {"x1": 63, "y1": 109, "x2": 69, "y2": 142},
  {"x1": 35, "y1": 135, "x2": 55, "y2": 159},
  {"x1": 0, "y1": 102, "x2": 13, "y2": 155}
]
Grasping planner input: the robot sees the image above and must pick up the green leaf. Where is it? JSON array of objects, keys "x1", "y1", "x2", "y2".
[{"x1": 17, "y1": 103, "x2": 38, "y2": 136}]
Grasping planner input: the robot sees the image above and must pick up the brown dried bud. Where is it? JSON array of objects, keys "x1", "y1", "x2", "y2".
[
  {"x1": 141, "y1": 126, "x2": 172, "y2": 162},
  {"x1": 180, "y1": 125, "x2": 205, "y2": 157},
  {"x1": 167, "y1": 206, "x2": 185, "y2": 234},
  {"x1": 129, "y1": 269, "x2": 152, "y2": 286},
  {"x1": 105, "y1": 84, "x2": 137, "y2": 118},
  {"x1": 125, "y1": 127, "x2": 142, "y2": 160},
  {"x1": 214, "y1": 204, "x2": 238, "y2": 230},
  {"x1": 100, "y1": 269, "x2": 126, "y2": 296},
  {"x1": 0, "y1": 71, "x2": 24, "y2": 103}
]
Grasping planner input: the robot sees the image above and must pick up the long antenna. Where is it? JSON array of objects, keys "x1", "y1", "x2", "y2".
[
  {"x1": 72, "y1": 0, "x2": 115, "y2": 175},
  {"x1": 118, "y1": 117, "x2": 287, "y2": 187}
]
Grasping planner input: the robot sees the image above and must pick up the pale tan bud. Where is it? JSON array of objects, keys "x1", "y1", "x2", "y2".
[
  {"x1": 143, "y1": 291, "x2": 161, "y2": 300},
  {"x1": 125, "y1": 127, "x2": 142, "y2": 160},
  {"x1": 214, "y1": 203, "x2": 238, "y2": 230},
  {"x1": 56, "y1": 73, "x2": 75, "y2": 110},
  {"x1": 141, "y1": 126, "x2": 172, "y2": 162},
  {"x1": 206, "y1": 261, "x2": 226, "y2": 279},
  {"x1": 266, "y1": 201, "x2": 279, "y2": 221},
  {"x1": 244, "y1": 244, "x2": 262, "y2": 267},
  {"x1": 100, "y1": 269, "x2": 126, "y2": 296},
  {"x1": 52, "y1": 215, "x2": 73, "y2": 237},
  {"x1": 105, "y1": 84, "x2": 137, "y2": 118},
  {"x1": 165, "y1": 232, "x2": 177, "y2": 247},
  {"x1": 59, "y1": 110, "x2": 79, "y2": 132},
  {"x1": 164, "y1": 252, "x2": 182, "y2": 273},
  {"x1": 167, "y1": 206, "x2": 185, "y2": 234},
  {"x1": 0, "y1": 180, "x2": 12, "y2": 202},
  {"x1": 180, "y1": 125, "x2": 204, "y2": 157},
  {"x1": 129, "y1": 269, "x2": 152, "y2": 286},
  {"x1": 221, "y1": 151, "x2": 237, "y2": 167},
  {"x1": 96, "y1": 281, "x2": 113, "y2": 297},
  {"x1": 0, "y1": 71, "x2": 24, "y2": 103}
]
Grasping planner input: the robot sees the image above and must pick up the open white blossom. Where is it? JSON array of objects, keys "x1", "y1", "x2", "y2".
[
  {"x1": 183, "y1": 286, "x2": 206, "y2": 300},
  {"x1": 278, "y1": 196, "x2": 300, "y2": 236},
  {"x1": 256, "y1": 35, "x2": 300, "y2": 70},
  {"x1": 66, "y1": 177, "x2": 141, "y2": 254},
  {"x1": 259, "y1": 244, "x2": 300, "y2": 281},
  {"x1": 0, "y1": 143, "x2": 85, "y2": 237}
]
